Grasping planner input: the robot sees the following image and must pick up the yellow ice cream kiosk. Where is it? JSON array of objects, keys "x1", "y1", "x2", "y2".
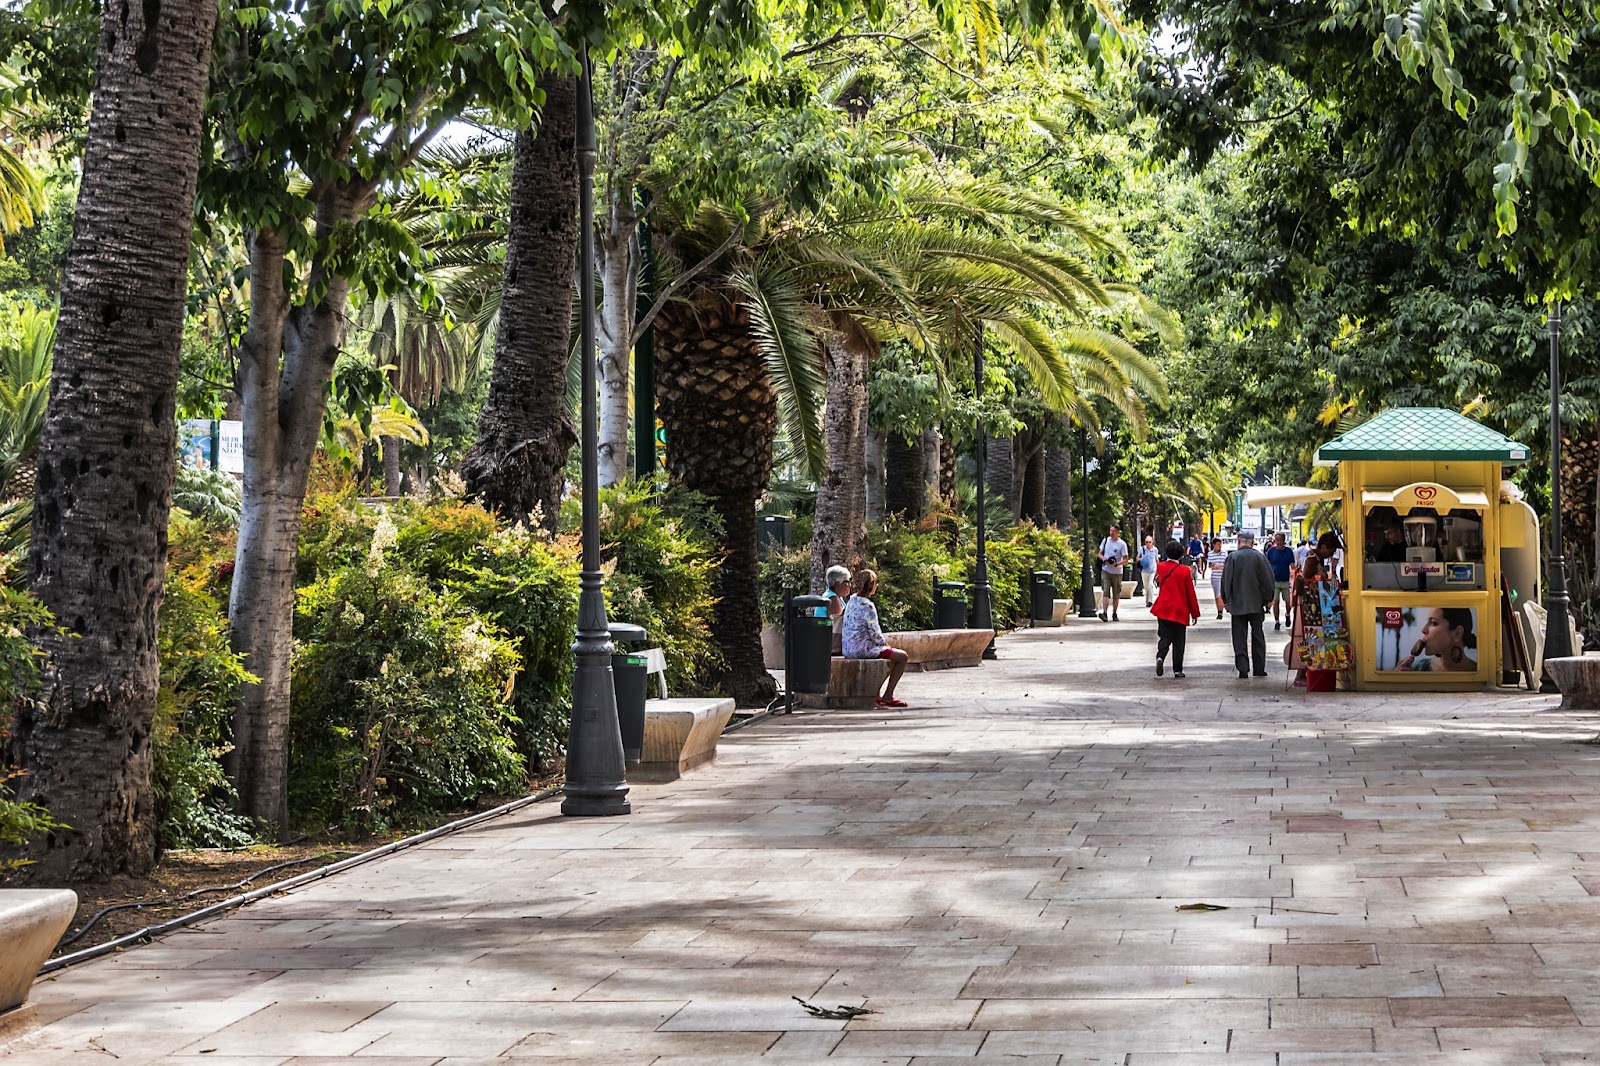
[{"x1": 1248, "y1": 408, "x2": 1542, "y2": 690}]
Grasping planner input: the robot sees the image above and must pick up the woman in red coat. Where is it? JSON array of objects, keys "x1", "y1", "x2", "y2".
[{"x1": 1152, "y1": 540, "x2": 1201, "y2": 678}]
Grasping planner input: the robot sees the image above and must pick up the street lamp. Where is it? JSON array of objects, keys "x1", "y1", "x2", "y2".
[
  {"x1": 1542, "y1": 300, "x2": 1574, "y2": 689},
  {"x1": 563, "y1": 46, "x2": 631, "y2": 817},
  {"x1": 972, "y1": 324, "x2": 994, "y2": 656},
  {"x1": 1076, "y1": 426, "x2": 1096, "y2": 617}
]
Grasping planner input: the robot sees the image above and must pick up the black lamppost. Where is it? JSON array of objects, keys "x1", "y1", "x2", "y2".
[
  {"x1": 1542, "y1": 300, "x2": 1574, "y2": 689},
  {"x1": 563, "y1": 46, "x2": 630, "y2": 817},
  {"x1": 1076, "y1": 426, "x2": 1096, "y2": 617},
  {"x1": 972, "y1": 325, "x2": 994, "y2": 655}
]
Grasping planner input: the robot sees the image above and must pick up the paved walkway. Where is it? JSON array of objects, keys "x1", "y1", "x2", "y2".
[{"x1": 9, "y1": 585, "x2": 1600, "y2": 1065}]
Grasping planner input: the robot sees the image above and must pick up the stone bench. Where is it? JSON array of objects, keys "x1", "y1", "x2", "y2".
[
  {"x1": 884, "y1": 628, "x2": 993, "y2": 671},
  {"x1": 631, "y1": 698, "x2": 737, "y2": 782},
  {"x1": 0, "y1": 889, "x2": 76, "y2": 1017},
  {"x1": 1544, "y1": 655, "x2": 1600, "y2": 710},
  {"x1": 797, "y1": 657, "x2": 891, "y2": 710}
]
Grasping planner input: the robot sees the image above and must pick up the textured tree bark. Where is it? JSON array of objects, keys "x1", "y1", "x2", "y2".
[
  {"x1": 654, "y1": 293, "x2": 778, "y2": 706},
  {"x1": 231, "y1": 195, "x2": 361, "y2": 831},
  {"x1": 920, "y1": 428, "x2": 940, "y2": 511},
  {"x1": 810, "y1": 318, "x2": 872, "y2": 592},
  {"x1": 985, "y1": 436, "x2": 1015, "y2": 518},
  {"x1": 865, "y1": 429, "x2": 887, "y2": 523},
  {"x1": 1044, "y1": 444, "x2": 1072, "y2": 528},
  {"x1": 938, "y1": 429, "x2": 956, "y2": 502},
  {"x1": 595, "y1": 185, "x2": 638, "y2": 487},
  {"x1": 884, "y1": 432, "x2": 926, "y2": 520},
  {"x1": 382, "y1": 438, "x2": 402, "y2": 496},
  {"x1": 462, "y1": 73, "x2": 579, "y2": 531},
  {"x1": 1021, "y1": 447, "x2": 1046, "y2": 524},
  {"x1": 14, "y1": 0, "x2": 216, "y2": 880}
]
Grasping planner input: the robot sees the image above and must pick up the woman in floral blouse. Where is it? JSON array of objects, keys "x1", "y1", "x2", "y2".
[{"x1": 841, "y1": 568, "x2": 910, "y2": 708}]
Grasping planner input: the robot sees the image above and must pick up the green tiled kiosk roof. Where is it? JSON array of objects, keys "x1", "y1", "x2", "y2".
[{"x1": 1317, "y1": 407, "x2": 1530, "y2": 463}]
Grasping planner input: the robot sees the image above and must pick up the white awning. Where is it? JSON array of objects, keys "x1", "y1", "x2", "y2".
[
  {"x1": 1245, "y1": 486, "x2": 1341, "y2": 509},
  {"x1": 1361, "y1": 484, "x2": 1490, "y2": 511}
]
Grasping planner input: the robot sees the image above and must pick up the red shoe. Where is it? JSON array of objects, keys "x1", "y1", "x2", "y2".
[{"x1": 877, "y1": 697, "x2": 908, "y2": 708}]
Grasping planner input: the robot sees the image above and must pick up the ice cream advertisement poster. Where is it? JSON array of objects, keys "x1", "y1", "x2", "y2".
[{"x1": 1374, "y1": 606, "x2": 1479, "y2": 672}]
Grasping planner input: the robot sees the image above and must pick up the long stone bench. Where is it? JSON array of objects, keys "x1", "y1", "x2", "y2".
[
  {"x1": 1544, "y1": 655, "x2": 1600, "y2": 710},
  {"x1": 884, "y1": 628, "x2": 993, "y2": 671},
  {"x1": 631, "y1": 697, "x2": 737, "y2": 782},
  {"x1": 1032, "y1": 598, "x2": 1075, "y2": 627},
  {"x1": 0, "y1": 889, "x2": 76, "y2": 1018}
]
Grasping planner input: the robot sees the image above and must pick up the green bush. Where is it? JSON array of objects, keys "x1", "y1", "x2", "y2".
[
  {"x1": 962, "y1": 521, "x2": 1082, "y2": 629},
  {"x1": 757, "y1": 545, "x2": 813, "y2": 626},
  {"x1": 154, "y1": 516, "x2": 257, "y2": 847},
  {"x1": 291, "y1": 528, "x2": 525, "y2": 834},
  {"x1": 866, "y1": 518, "x2": 964, "y2": 632},
  {"x1": 588, "y1": 481, "x2": 723, "y2": 695},
  {"x1": 0, "y1": 564, "x2": 61, "y2": 873}
]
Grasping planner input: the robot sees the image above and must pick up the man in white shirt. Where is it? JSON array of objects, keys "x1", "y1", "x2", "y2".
[{"x1": 1098, "y1": 524, "x2": 1130, "y2": 622}]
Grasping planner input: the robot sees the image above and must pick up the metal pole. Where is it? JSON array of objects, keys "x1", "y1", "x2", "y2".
[
  {"x1": 562, "y1": 47, "x2": 630, "y2": 817},
  {"x1": 972, "y1": 324, "x2": 994, "y2": 655},
  {"x1": 1542, "y1": 300, "x2": 1574, "y2": 689},
  {"x1": 634, "y1": 189, "x2": 655, "y2": 481},
  {"x1": 1076, "y1": 426, "x2": 1096, "y2": 617}
]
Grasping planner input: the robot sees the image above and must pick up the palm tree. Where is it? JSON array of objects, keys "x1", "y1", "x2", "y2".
[
  {"x1": 18, "y1": 0, "x2": 218, "y2": 879},
  {"x1": 649, "y1": 178, "x2": 1169, "y2": 702},
  {"x1": 461, "y1": 75, "x2": 580, "y2": 532}
]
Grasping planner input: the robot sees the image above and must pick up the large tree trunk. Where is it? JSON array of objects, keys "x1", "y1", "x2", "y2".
[
  {"x1": 938, "y1": 429, "x2": 956, "y2": 502},
  {"x1": 986, "y1": 436, "x2": 1015, "y2": 517},
  {"x1": 654, "y1": 293, "x2": 777, "y2": 706},
  {"x1": 921, "y1": 428, "x2": 940, "y2": 510},
  {"x1": 231, "y1": 191, "x2": 363, "y2": 832},
  {"x1": 461, "y1": 73, "x2": 579, "y2": 531},
  {"x1": 1044, "y1": 444, "x2": 1072, "y2": 528},
  {"x1": 1021, "y1": 447, "x2": 1046, "y2": 524},
  {"x1": 382, "y1": 437, "x2": 402, "y2": 496},
  {"x1": 885, "y1": 432, "x2": 927, "y2": 520},
  {"x1": 810, "y1": 317, "x2": 872, "y2": 592},
  {"x1": 865, "y1": 428, "x2": 887, "y2": 523},
  {"x1": 14, "y1": 0, "x2": 216, "y2": 881},
  {"x1": 596, "y1": 183, "x2": 638, "y2": 487}
]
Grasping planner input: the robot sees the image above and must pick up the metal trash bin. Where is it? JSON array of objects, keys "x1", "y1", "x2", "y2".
[
  {"x1": 609, "y1": 622, "x2": 649, "y2": 762},
  {"x1": 1030, "y1": 570, "x2": 1055, "y2": 622},
  {"x1": 757, "y1": 514, "x2": 791, "y2": 560},
  {"x1": 933, "y1": 580, "x2": 968, "y2": 629},
  {"x1": 788, "y1": 594, "x2": 832, "y2": 694}
]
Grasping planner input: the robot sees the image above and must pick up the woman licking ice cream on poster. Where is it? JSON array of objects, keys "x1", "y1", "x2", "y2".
[{"x1": 1396, "y1": 607, "x2": 1478, "y2": 671}]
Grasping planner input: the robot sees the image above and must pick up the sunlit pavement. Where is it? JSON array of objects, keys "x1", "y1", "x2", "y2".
[{"x1": 12, "y1": 581, "x2": 1600, "y2": 1065}]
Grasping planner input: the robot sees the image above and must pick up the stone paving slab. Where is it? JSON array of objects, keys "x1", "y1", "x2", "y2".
[{"x1": 6, "y1": 587, "x2": 1600, "y2": 1062}]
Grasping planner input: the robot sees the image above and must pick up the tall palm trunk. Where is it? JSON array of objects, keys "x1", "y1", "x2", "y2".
[
  {"x1": 865, "y1": 429, "x2": 887, "y2": 522},
  {"x1": 885, "y1": 432, "x2": 926, "y2": 520},
  {"x1": 462, "y1": 73, "x2": 579, "y2": 531},
  {"x1": 15, "y1": 0, "x2": 216, "y2": 880},
  {"x1": 920, "y1": 429, "x2": 940, "y2": 511},
  {"x1": 1045, "y1": 444, "x2": 1072, "y2": 528},
  {"x1": 810, "y1": 316, "x2": 872, "y2": 591},
  {"x1": 596, "y1": 186, "x2": 638, "y2": 486},
  {"x1": 986, "y1": 436, "x2": 1016, "y2": 517},
  {"x1": 938, "y1": 430, "x2": 956, "y2": 502},
  {"x1": 654, "y1": 293, "x2": 777, "y2": 706}
]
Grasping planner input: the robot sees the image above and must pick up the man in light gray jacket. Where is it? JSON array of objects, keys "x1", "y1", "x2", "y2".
[{"x1": 1221, "y1": 530, "x2": 1276, "y2": 678}]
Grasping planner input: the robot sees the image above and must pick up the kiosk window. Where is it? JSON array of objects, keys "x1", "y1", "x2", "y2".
[{"x1": 1362, "y1": 506, "x2": 1485, "y2": 591}]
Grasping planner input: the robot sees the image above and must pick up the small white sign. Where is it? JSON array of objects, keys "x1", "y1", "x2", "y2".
[
  {"x1": 217, "y1": 420, "x2": 243, "y2": 474},
  {"x1": 1401, "y1": 561, "x2": 1445, "y2": 578}
]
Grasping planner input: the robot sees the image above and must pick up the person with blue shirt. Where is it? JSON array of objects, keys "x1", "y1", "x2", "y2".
[
  {"x1": 820, "y1": 565, "x2": 851, "y2": 653},
  {"x1": 1263, "y1": 531, "x2": 1297, "y2": 632},
  {"x1": 1138, "y1": 535, "x2": 1160, "y2": 606}
]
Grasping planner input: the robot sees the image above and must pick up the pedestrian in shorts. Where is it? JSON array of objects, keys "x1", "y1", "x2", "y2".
[{"x1": 1098, "y1": 524, "x2": 1130, "y2": 622}]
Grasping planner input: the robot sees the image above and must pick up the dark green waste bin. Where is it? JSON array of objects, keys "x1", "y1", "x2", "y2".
[
  {"x1": 933, "y1": 580, "x2": 968, "y2": 629},
  {"x1": 788, "y1": 594, "x2": 832, "y2": 694},
  {"x1": 609, "y1": 622, "x2": 649, "y2": 762},
  {"x1": 1030, "y1": 570, "x2": 1055, "y2": 622}
]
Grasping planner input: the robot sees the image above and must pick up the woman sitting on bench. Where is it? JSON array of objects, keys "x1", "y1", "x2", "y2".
[{"x1": 841, "y1": 568, "x2": 910, "y2": 708}]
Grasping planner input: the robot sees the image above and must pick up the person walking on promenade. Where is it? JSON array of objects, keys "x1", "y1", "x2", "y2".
[
  {"x1": 1222, "y1": 529, "x2": 1276, "y2": 678},
  {"x1": 1206, "y1": 537, "x2": 1228, "y2": 619},
  {"x1": 1139, "y1": 535, "x2": 1160, "y2": 606},
  {"x1": 1152, "y1": 540, "x2": 1200, "y2": 678},
  {"x1": 1098, "y1": 524, "x2": 1130, "y2": 621},
  {"x1": 1264, "y1": 532, "x2": 1296, "y2": 632}
]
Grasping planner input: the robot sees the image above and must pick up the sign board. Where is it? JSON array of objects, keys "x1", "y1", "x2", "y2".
[
  {"x1": 178, "y1": 419, "x2": 244, "y2": 475},
  {"x1": 1373, "y1": 605, "x2": 1479, "y2": 672},
  {"x1": 1401, "y1": 561, "x2": 1445, "y2": 578},
  {"x1": 1446, "y1": 563, "x2": 1475, "y2": 584},
  {"x1": 1382, "y1": 607, "x2": 1404, "y2": 629}
]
